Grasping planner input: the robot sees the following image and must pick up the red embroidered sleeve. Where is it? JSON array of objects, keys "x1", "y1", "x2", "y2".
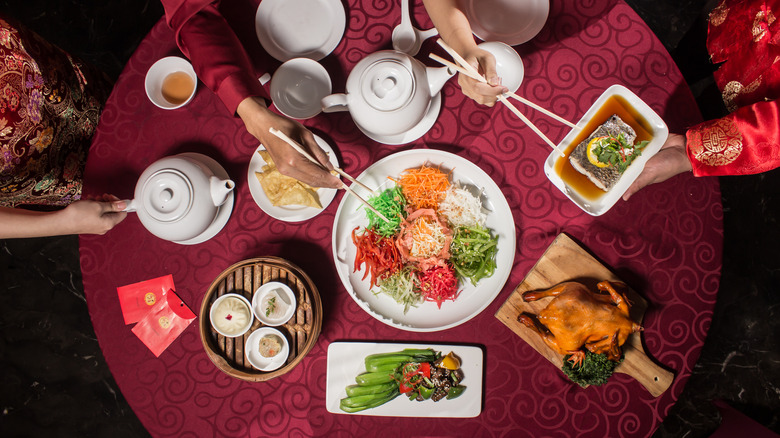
[
  {"x1": 686, "y1": 99, "x2": 780, "y2": 176},
  {"x1": 160, "y1": 0, "x2": 268, "y2": 115}
]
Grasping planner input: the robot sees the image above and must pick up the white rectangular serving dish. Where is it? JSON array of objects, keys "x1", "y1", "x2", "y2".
[
  {"x1": 325, "y1": 342, "x2": 483, "y2": 417},
  {"x1": 543, "y1": 84, "x2": 669, "y2": 216}
]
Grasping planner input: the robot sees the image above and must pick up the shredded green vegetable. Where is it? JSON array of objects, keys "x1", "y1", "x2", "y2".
[
  {"x1": 366, "y1": 186, "x2": 407, "y2": 237},
  {"x1": 375, "y1": 268, "x2": 421, "y2": 314},
  {"x1": 449, "y1": 225, "x2": 498, "y2": 285}
]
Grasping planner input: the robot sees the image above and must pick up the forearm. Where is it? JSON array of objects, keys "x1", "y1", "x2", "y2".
[
  {"x1": 0, "y1": 207, "x2": 71, "y2": 239},
  {"x1": 422, "y1": 0, "x2": 477, "y2": 55}
]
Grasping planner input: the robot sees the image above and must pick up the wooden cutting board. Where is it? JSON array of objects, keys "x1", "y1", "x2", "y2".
[{"x1": 495, "y1": 233, "x2": 674, "y2": 397}]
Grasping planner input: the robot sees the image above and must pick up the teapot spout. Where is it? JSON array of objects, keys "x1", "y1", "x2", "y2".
[
  {"x1": 426, "y1": 65, "x2": 455, "y2": 97},
  {"x1": 210, "y1": 176, "x2": 235, "y2": 207}
]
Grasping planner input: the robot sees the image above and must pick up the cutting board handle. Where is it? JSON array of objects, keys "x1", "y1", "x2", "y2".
[{"x1": 616, "y1": 343, "x2": 674, "y2": 397}]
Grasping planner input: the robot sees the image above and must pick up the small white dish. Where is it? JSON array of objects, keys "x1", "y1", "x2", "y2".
[
  {"x1": 463, "y1": 0, "x2": 549, "y2": 46},
  {"x1": 255, "y1": 0, "x2": 346, "y2": 62},
  {"x1": 270, "y1": 58, "x2": 332, "y2": 119},
  {"x1": 245, "y1": 327, "x2": 290, "y2": 371},
  {"x1": 357, "y1": 93, "x2": 442, "y2": 145},
  {"x1": 478, "y1": 41, "x2": 524, "y2": 93},
  {"x1": 144, "y1": 56, "x2": 197, "y2": 110},
  {"x1": 252, "y1": 282, "x2": 296, "y2": 326},
  {"x1": 543, "y1": 84, "x2": 669, "y2": 216},
  {"x1": 209, "y1": 294, "x2": 253, "y2": 338},
  {"x1": 247, "y1": 134, "x2": 339, "y2": 222}
]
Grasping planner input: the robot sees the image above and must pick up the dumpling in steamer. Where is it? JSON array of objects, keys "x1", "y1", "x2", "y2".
[{"x1": 212, "y1": 297, "x2": 250, "y2": 334}]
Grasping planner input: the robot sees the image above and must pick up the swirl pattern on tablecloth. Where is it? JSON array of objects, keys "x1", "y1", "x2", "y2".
[{"x1": 79, "y1": 0, "x2": 721, "y2": 436}]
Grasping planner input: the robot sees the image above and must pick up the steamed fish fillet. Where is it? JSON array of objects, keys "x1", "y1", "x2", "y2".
[{"x1": 569, "y1": 114, "x2": 636, "y2": 191}]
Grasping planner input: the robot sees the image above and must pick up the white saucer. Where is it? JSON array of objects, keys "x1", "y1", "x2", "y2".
[
  {"x1": 251, "y1": 281, "x2": 296, "y2": 326},
  {"x1": 255, "y1": 0, "x2": 346, "y2": 62},
  {"x1": 358, "y1": 93, "x2": 442, "y2": 145},
  {"x1": 247, "y1": 134, "x2": 339, "y2": 222},
  {"x1": 463, "y1": 0, "x2": 549, "y2": 46},
  {"x1": 174, "y1": 153, "x2": 234, "y2": 245},
  {"x1": 245, "y1": 327, "x2": 290, "y2": 371}
]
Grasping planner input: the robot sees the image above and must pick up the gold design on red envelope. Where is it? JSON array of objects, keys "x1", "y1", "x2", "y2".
[
  {"x1": 145, "y1": 292, "x2": 157, "y2": 306},
  {"x1": 689, "y1": 118, "x2": 743, "y2": 166},
  {"x1": 710, "y1": 2, "x2": 729, "y2": 27},
  {"x1": 158, "y1": 316, "x2": 171, "y2": 329}
]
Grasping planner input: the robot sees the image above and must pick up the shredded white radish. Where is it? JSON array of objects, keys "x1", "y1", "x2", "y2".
[
  {"x1": 409, "y1": 218, "x2": 448, "y2": 258},
  {"x1": 439, "y1": 186, "x2": 486, "y2": 228}
]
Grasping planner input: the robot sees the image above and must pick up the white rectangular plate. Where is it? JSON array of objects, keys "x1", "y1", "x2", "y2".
[{"x1": 325, "y1": 342, "x2": 483, "y2": 417}]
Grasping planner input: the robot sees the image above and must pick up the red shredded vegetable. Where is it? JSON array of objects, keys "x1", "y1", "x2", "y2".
[
  {"x1": 352, "y1": 227, "x2": 403, "y2": 288},
  {"x1": 416, "y1": 264, "x2": 459, "y2": 308}
]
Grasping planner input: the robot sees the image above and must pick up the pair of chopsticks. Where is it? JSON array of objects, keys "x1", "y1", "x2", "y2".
[
  {"x1": 268, "y1": 128, "x2": 390, "y2": 222},
  {"x1": 429, "y1": 40, "x2": 570, "y2": 157}
]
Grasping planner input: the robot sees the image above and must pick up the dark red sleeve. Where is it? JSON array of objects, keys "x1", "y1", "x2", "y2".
[
  {"x1": 685, "y1": 99, "x2": 780, "y2": 176},
  {"x1": 160, "y1": 0, "x2": 269, "y2": 114}
]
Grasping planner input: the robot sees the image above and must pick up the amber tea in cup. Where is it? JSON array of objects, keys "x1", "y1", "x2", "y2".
[
  {"x1": 145, "y1": 56, "x2": 198, "y2": 110},
  {"x1": 161, "y1": 71, "x2": 195, "y2": 105}
]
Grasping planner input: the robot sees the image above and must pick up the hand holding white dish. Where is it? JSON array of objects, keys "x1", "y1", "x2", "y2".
[{"x1": 252, "y1": 282, "x2": 296, "y2": 326}]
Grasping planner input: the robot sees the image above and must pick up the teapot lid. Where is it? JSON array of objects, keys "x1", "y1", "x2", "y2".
[
  {"x1": 359, "y1": 59, "x2": 415, "y2": 112},
  {"x1": 141, "y1": 169, "x2": 193, "y2": 223}
]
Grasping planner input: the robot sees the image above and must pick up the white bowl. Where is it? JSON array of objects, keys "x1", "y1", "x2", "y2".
[
  {"x1": 145, "y1": 56, "x2": 198, "y2": 110},
  {"x1": 543, "y1": 84, "x2": 669, "y2": 216},
  {"x1": 251, "y1": 282, "x2": 296, "y2": 326},
  {"x1": 245, "y1": 327, "x2": 290, "y2": 371},
  {"x1": 478, "y1": 41, "x2": 524, "y2": 93},
  {"x1": 209, "y1": 293, "x2": 253, "y2": 338},
  {"x1": 270, "y1": 58, "x2": 332, "y2": 119}
]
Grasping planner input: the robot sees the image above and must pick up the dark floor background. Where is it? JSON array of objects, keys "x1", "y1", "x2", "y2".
[{"x1": 1, "y1": 0, "x2": 778, "y2": 437}]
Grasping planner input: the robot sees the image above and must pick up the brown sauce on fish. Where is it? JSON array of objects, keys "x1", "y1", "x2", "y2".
[{"x1": 554, "y1": 95, "x2": 654, "y2": 201}]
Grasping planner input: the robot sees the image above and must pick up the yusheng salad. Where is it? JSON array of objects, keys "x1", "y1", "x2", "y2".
[{"x1": 351, "y1": 165, "x2": 499, "y2": 313}]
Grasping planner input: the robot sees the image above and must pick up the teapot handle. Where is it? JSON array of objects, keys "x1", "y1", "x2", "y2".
[
  {"x1": 122, "y1": 199, "x2": 137, "y2": 213},
  {"x1": 321, "y1": 93, "x2": 349, "y2": 113}
]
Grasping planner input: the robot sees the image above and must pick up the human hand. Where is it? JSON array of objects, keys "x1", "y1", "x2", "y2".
[
  {"x1": 58, "y1": 194, "x2": 128, "y2": 235},
  {"x1": 622, "y1": 133, "x2": 693, "y2": 201},
  {"x1": 237, "y1": 97, "x2": 342, "y2": 189},
  {"x1": 459, "y1": 47, "x2": 509, "y2": 107}
]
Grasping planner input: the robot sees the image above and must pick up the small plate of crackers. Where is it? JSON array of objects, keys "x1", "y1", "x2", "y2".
[{"x1": 248, "y1": 134, "x2": 339, "y2": 222}]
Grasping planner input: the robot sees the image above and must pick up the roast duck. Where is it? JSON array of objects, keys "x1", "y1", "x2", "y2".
[{"x1": 517, "y1": 280, "x2": 642, "y2": 366}]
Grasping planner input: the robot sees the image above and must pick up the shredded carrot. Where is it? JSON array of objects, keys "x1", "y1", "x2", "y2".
[{"x1": 391, "y1": 165, "x2": 450, "y2": 210}]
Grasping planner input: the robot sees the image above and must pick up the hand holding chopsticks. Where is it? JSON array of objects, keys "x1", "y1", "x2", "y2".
[
  {"x1": 431, "y1": 40, "x2": 569, "y2": 157},
  {"x1": 268, "y1": 128, "x2": 390, "y2": 223}
]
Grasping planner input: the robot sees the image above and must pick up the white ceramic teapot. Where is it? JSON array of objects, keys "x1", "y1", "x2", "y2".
[
  {"x1": 321, "y1": 50, "x2": 453, "y2": 138},
  {"x1": 125, "y1": 153, "x2": 235, "y2": 243}
]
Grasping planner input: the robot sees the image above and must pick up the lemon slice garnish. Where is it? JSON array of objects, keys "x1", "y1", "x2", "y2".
[
  {"x1": 586, "y1": 137, "x2": 610, "y2": 168},
  {"x1": 439, "y1": 352, "x2": 461, "y2": 370}
]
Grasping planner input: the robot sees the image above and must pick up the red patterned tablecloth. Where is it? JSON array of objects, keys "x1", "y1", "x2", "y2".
[{"x1": 80, "y1": 0, "x2": 722, "y2": 436}]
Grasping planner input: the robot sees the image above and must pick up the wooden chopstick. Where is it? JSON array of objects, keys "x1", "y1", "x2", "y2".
[
  {"x1": 268, "y1": 128, "x2": 390, "y2": 222},
  {"x1": 432, "y1": 41, "x2": 567, "y2": 157},
  {"x1": 507, "y1": 92, "x2": 577, "y2": 129},
  {"x1": 334, "y1": 167, "x2": 375, "y2": 194}
]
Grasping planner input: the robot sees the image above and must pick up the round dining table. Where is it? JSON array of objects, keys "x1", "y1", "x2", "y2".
[{"x1": 79, "y1": 0, "x2": 722, "y2": 436}]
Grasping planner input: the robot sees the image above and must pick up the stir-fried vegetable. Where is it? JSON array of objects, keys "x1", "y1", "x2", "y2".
[
  {"x1": 392, "y1": 165, "x2": 450, "y2": 210},
  {"x1": 450, "y1": 225, "x2": 498, "y2": 285},
  {"x1": 352, "y1": 227, "x2": 403, "y2": 288},
  {"x1": 561, "y1": 350, "x2": 623, "y2": 387},
  {"x1": 376, "y1": 268, "x2": 421, "y2": 314},
  {"x1": 417, "y1": 264, "x2": 459, "y2": 308},
  {"x1": 339, "y1": 349, "x2": 466, "y2": 413},
  {"x1": 366, "y1": 186, "x2": 407, "y2": 237}
]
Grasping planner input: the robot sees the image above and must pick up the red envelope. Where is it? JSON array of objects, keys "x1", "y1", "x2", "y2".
[
  {"x1": 116, "y1": 275, "x2": 175, "y2": 324},
  {"x1": 131, "y1": 290, "x2": 196, "y2": 357}
]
